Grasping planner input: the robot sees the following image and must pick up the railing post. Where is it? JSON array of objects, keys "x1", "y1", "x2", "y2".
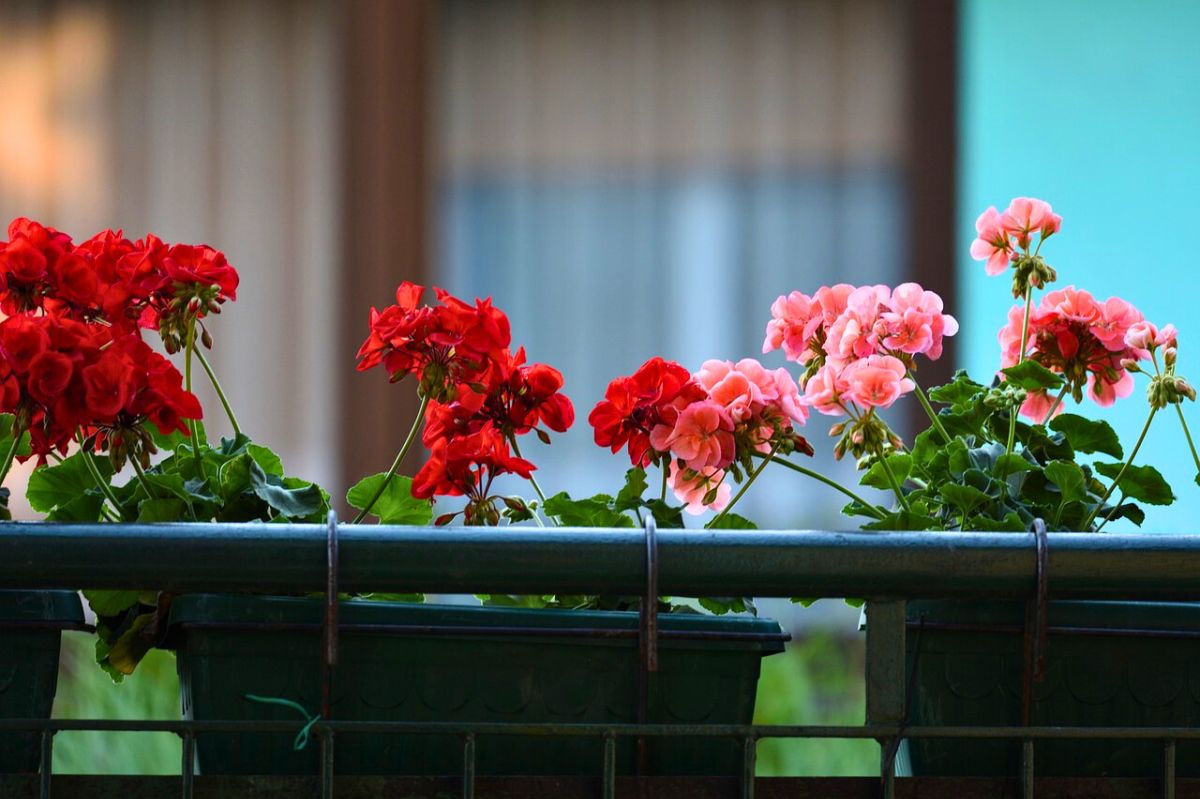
[{"x1": 865, "y1": 599, "x2": 906, "y2": 797}]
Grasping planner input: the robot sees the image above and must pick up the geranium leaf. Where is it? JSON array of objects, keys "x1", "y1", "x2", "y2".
[
  {"x1": 246, "y1": 443, "x2": 284, "y2": 476},
  {"x1": 1095, "y1": 461, "x2": 1175, "y2": 505},
  {"x1": 345, "y1": 473, "x2": 432, "y2": 525},
  {"x1": 83, "y1": 590, "x2": 141, "y2": 618},
  {"x1": 1001, "y1": 360, "x2": 1064, "y2": 391},
  {"x1": 860, "y1": 453, "x2": 913, "y2": 490},
  {"x1": 1049, "y1": 414, "x2": 1123, "y2": 459},
  {"x1": 1044, "y1": 460, "x2": 1087, "y2": 504},
  {"x1": 543, "y1": 491, "x2": 634, "y2": 527},
  {"x1": 249, "y1": 460, "x2": 324, "y2": 519},
  {"x1": 614, "y1": 467, "x2": 648, "y2": 512},
  {"x1": 27, "y1": 452, "x2": 112, "y2": 513},
  {"x1": 707, "y1": 513, "x2": 758, "y2": 530}
]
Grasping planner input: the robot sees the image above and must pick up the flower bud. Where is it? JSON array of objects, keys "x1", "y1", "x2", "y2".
[
  {"x1": 1120, "y1": 358, "x2": 1142, "y2": 374},
  {"x1": 1165, "y1": 347, "x2": 1178, "y2": 367},
  {"x1": 1176, "y1": 377, "x2": 1197, "y2": 402}
]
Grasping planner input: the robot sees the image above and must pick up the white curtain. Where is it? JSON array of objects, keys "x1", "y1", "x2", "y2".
[
  {"x1": 438, "y1": 0, "x2": 911, "y2": 528},
  {"x1": 0, "y1": 0, "x2": 341, "y2": 517}
]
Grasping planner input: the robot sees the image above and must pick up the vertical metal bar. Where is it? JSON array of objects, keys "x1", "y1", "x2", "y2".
[
  {"x1": 322, "y1": 510, "x2": 340, "y2": 721},
  {"x1": 38, "y1": 731, "x2": 53, "y2": 799},
  {"x1": 179, "y1": 731, "x2": 195, "y2": 799},
  {"x1": 321, "y1": 730, "x2": 335, "y2": 799},
  {"x1": 880, "y1": 747, "x2": 895, "y2": 799},
  {"x1": 865, "y1": 600, "x2": 907, "y2": 726},
  {"x1": 1164, "y1": 739, "x2": 1177, "y2": 799},
  {"x1": 636, "y1": 514, "x2": 659, "y2": 778},
  {"x1": 1022, "y1": 738, "x2": 1034, "y2": 799},
  {"x1": 602, "y1": 733, "x2": 616, "y2": 799},
  {"x1": 462, "y1": 733, "x2": 476, "y2": 799},
  {"x1": 740, "y1": 735, "x2": 756, "y2": 799}
]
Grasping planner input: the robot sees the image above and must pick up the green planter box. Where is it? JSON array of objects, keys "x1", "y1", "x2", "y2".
[
  {"x1": 0, "y1": 590, "x2": 83, "y2": 774},
  {"x1": 168, "y1": 594, "x2": 785, "y2": 776},
  {"x1": 901, "y1": 599, "x2": 1200, "y2": 777}
]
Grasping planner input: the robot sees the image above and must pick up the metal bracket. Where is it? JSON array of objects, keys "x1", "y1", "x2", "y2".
[
  {"x1": 320, "y1": 509, "x2": 340, "y2": 797},
  {"x1": 636, "y1": 512, "x2": 660, "y2": 777},
  {"x1": 1021, "y1": 519, "x2": 1049, "y2": 727}
]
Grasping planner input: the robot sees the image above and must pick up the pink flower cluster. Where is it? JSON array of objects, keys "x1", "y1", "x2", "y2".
[
  {"x1": 999, "y1": 286, "x2": 1154, "y2": 419},
  {"x1": 763, "y1": 282, "x2": 957, "y2": 416},
  {"x1": 971, "y1": 197, "x2": 1062, "y2": 275},
  {"x1": 647, "y1": 357, "x2": 808, "y2": 515}
]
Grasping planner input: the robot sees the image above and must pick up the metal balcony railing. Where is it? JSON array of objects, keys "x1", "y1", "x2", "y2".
[{"x1": 4, "y1": 517, "x2": 1200, "y2": 799}]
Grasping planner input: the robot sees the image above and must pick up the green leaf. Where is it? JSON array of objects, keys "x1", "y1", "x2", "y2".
[
  {"x1": 928, "y1": 371, "x2": 987, "y2": 411},
  {"x1": 1049, "y1": 414, "x2": 1123, "y2": 459},
  {"x1": 1001, "y1": 360, "x2": 1064, "y2": 391},
  {"x1": 543, "y1": 492, "x2": 634, "y2": 527},
  {"x1": 645, "y1": 499, "x2": 685, "y2": 529},
  {"x1": 46, "y1": 493, "x2": 104, "y2": 522},
  {"x1": 614, "y1": 467, "x2": 648, "y2": 512},
  {"x1": 27, "y1": 452, "x2": 112, "y2": 513},
  {"x1": 698, "y1": 597, "x2": 756, "y2": 616},
  {"x1": 861, "y1": 510, "x2": 942, "y2": 531},
  {"x1": 137, "y1": 498, "x2": 188, "y2": 522},
  {"x1": 0, "y1": 414, "x2": 31, "y2": 459},
  {"x1": 860, "y1": 453, "x2": 913, "y2": 490},
  {"x1": 789, "y1": 597, "x2": 819, "y2": 607},
  {"x1": 345, "y1": 473, "x2": 433, "y2": 525},
  {"x1": 939, "y1": 484, "x2": 992, "y2": 517},
  {"x1": 1044, "y1": 461, "x2": 1087, "y2": 504},
  {"x1": 249, "y1": 461, "x2": 324, "y2": 519},
  {"x1": 994, "y1": 453, "x2": 1037, "y2": 479},
  {"x1": 246, "y1": 443, "x2": 284, "y2": 476},
  {"x1": 972, "y1": 511, "x2": 1028, "y2": 532},
  {"x1": 83, "y1": 590, "x2": 141, "y2": 617},
  {"x1": 1095, "y1": 462, "x2": 1176, "y2": 506},
  {"x1": 706, "y1": 513, "x2": 759, "y2": 530},
  {"x1": 103, "y1": 612, "x2": 156, "y2": 677}
]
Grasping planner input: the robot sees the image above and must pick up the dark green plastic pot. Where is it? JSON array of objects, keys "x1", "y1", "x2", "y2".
[
  {"x1": 900, "y1": 599, "x2": 1200, "y2": 777},
  {"x1": 168, "y1": 594, "x2": 785, "y2": 776},
  {"x1": 0, "y1": 590, "x2": 84, "y2": 774}
]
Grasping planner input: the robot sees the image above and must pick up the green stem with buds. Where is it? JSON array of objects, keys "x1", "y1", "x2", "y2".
[
  {"x1": 195, "y1": 348, "x2": 242, "y2": 438},
  {"x1": 1007, "y1": 284, "x2": 1035, "y2": 454},
  {"x1": 753, "y1": 452, "x2": 888, "y2": 520},
  {"x1": 1175, "y1": 404, "x2": 1200, "y2": 480},
  {"x1": 351, "y1": 394, "x2": 429, "y2": 524},
  {"x1": 909, "y1": 372, "x2": 950, "y2": 443},
  {"x1": 707, "y1": 441, "x2": 781, "y2": 528},
  {"x1": 75, "y1": 431, "x2": 126, "y2": 520},
  {"x1": 1083, "y1": 406, "x2": 1157, "y2": 530},
  {"x1": 1043, "y1": 384, "x2": 1070, "y2": 424},
  {"x1": 508, "y1": 434, "x2": 555, "y2": 526},
  {"x1": 183, "y1": 321, "x2": 205, "y2": 473}
]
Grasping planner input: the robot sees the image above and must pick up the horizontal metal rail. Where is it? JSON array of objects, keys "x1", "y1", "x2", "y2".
[{"x1": 5, "y1": 523, "x2": 1200, "y2": 598}]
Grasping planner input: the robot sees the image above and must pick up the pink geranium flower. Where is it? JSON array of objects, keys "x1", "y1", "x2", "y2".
[
  {"x1": 970, "y1": 206, "x2": 1014, "y2": 276},
  {"x1": 879, "y1": 283, "x2": 959, "y2": 360},
  {"x1": 824, "y1": 284, "x2": 889, "y2": 363},
  {"x1": 802, "y1": 362, "x2": 850, "y2": 416},
  {"x1": 667, "y1": 461, "x2": 731, "y2": 515},
  {"x1": 1001, "y1": 197, "x2": 1062, "y2": 248},
  {"x1": 648, "y1": 398, "x2": 735, "y2": 472},
  {"x1": 762, "y1": 284, "x2": 855, "y2": 364},
  {"x1": 842, "y1": 355, "x2": 915, "y2": 409}
]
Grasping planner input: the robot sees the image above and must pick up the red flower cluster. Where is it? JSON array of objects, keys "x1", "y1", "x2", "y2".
[
  {"x1": 0, "y1": 217, "x2": 227, "y2": 465},
  {"x1": 0, "y1": 219, "x2": 238, "y2": 348},
  {"x1": 361, "y1": 283, "x2": 574, "y2": 521},
  {"x1": 0, "y1": 315, "x2": 201, "y2": 464},
  {"x1": 411, "y1": 425, "x2": 536, "y2": 524},
  {"x1": 356, "y1": 282, "x2": 511, "y2": 402},
  {"x1": 588, "y1": 357, "x2": 702, "y2": 467}
]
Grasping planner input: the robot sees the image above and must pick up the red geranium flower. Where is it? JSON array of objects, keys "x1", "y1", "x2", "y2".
[
  {"x1": 411, "y1": 423, "x2": 535, "y2": 525},
  {"x1": 588, "y1": 357, "x2": 704, "y2": 466}
]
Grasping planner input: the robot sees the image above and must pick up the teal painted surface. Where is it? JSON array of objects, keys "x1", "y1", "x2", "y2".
[{"x1": 960, "y1": 0, "x2": 1200, "y2": 532}]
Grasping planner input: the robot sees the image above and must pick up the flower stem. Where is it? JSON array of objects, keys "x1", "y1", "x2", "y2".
[
  {"x1": 707, "y1": 442, "x2": 781, "y2": 528},
  {"x1": 753, "y1": 452, "x2": 888, "y2": 520},
  {"x1": 0, "y1": 431, "x2": 21, "y2": 487},
  {"x1": 1007, "y1": 284, "x2": 1036, "y2": 454},
  {"x1": 1175, "y1": 404, "x2": 1200, "y2": 480},
  {"x1": 507, "y1": 434, "x2": 555, "y2": 526},
  {"x1": 129, "y1": 456, "x2": 158, "y2": 500},
  {"x1": 1083, "y1": 406, "x2": 1157, "y2": 530},
  {"x1": 351, "y1": 394, "x2": 429, "y2": 524},
  {"x1": 877, "y1": 452, "x2": 911, "y2": 512},
  {"x1": 76, "y1": 431, "x2": 126, "y2": 520},
  {"x1": 183, "y1": 323, "x2": 205, "y2": 473},
  {"x1": 909, "y1": 372, "x2": 950, "y2": 443},
  {"x1": 195, "y1": 348, "x2": 242, "y2": 438},
  {"x1": 1042, "y1": 384, "x2": 1070, "y2": 424},
  {"x1": 659, "y1": 458, "x2": 668, "y2": 502}
]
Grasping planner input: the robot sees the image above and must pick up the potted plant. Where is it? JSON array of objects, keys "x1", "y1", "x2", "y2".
[
  {"x1": 0, "y1": 218, "x2": 790, "y2": 776},
  {"x1": 761, "y1": 197, "x2": 1200, "y2": 777}
]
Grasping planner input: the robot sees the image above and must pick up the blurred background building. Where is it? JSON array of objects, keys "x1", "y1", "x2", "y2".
[{"x1": 2, "y1": 0, "x2": 1196, "y2": 776}]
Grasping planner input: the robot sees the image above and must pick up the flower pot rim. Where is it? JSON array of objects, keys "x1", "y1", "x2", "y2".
[{"x1": 0, "y1": 589, "x2": 84, "y2": 626}]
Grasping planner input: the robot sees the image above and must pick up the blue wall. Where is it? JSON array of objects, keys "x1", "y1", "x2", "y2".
[{"x1": 960, "y1": 0, "x2": 1200, "y2": 532}]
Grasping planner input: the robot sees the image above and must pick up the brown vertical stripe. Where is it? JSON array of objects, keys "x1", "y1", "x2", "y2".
[{"x1": 339, "y1": 0, "x2": 435, "y2": 505}]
